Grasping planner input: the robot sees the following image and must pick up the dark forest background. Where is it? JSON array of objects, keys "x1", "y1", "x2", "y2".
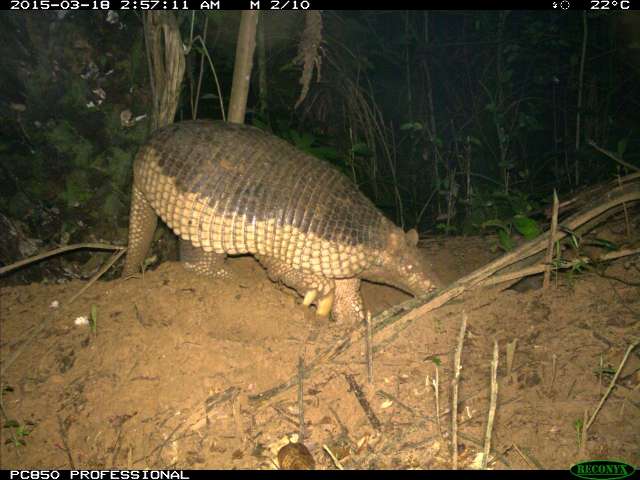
[{"x1": 0, "y1": 11, "x2": 638, "y2": 275}]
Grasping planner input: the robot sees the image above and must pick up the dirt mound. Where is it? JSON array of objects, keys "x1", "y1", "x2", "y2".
[{"x1": 1, "y1": 237, "x2": 638, "y2": 469}]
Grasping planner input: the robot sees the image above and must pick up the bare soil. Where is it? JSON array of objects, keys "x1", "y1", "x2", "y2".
[{"x1": 1, "y1": 233, "x2": 638, "y2": 470}]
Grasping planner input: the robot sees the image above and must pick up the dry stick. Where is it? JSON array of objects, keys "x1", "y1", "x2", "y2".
[
  {"x1": 579, "y1": 408, "x2": 589, "y2": 457},
  {"x1": 618, "y1": 174, "x2": 632, "y2": 238},
  {"x1": 377, "y1": 389, "x2": 417, "y2": 417},
  {"x1": 543, "y1": 190, "x2": 560, "y2": 289},
  {"x1": 68, "y1": 248, "x2": 127, "y2": 304},
  {"x1": 187, "y1": 386, "x2": 240, "y2": 431},
  {"x1": 232, "y1": 396, "x2": 244, "y2": 446},
  {"x1": 549, "y1": 354, "x2": 558, "y2": 395},
  {"x1": 588, "y1": 139, "x2": 640, "y2": 173},
  {"x1": 506, "y1": 339, "x2": 517, "y2": 380},
  {"x1": 57, "y1": 415, "x2": 76, "y2": 470},
  {"x1": 432, "y1": 366, "x2": 443, "y2": 440},
  {"x1": 0, "y1": 243, "x2": 125, "y2": 275},
  {"x1": 110, "y1": 426, "x2": 124, "y2": 468},
  {"x1": 481, "y1": 248, "x2": 640, "y2": 288},
  {"x1": 512, "y1": 443, "x2": 544, "y2": 470},
  {"x1": 574, "y1": 10, "x2": 588, "y2": 184},
  {"x1": 248, "y1": 183, "x2": 640, "y2": 406},
  {"x1": 482, "y1": 340, "x2": 499, "y2": 469},
  {"x1": 451, "y1": 312, "x2": 467, "y2": 470},
  {"x1": 297, "y1": 357, "x2": 305, "y2": 441},
  {"x1": 585, "y1": 340, "x2": 640, "y2": 432},
  {"x1": 323, "y1": 444, "x2": 345, "y2": 470},
  {"x1": 344, "y1": 373, "x2": 381, "y2": 431},
  {"x1": 365, "y1": 311, "x2": 374, "y2": 384}
]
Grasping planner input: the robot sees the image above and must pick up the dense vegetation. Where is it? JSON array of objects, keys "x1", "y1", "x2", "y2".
[{"x1": 0, "y1": 11, "x2": 637, "y2": 272}]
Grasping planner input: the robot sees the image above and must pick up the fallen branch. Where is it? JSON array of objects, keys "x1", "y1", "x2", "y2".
[
  {"x1": 0, "y1": 243, "x2": 125, "y2": 276},
  {"x1": 249, "y1": 180, "x2": 639, "y2": 406},
  {"x1": 480, "y1": 248, "x2": 640, "y2": 287}
]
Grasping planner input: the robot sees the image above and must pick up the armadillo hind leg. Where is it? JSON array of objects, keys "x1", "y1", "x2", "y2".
[
  {"x1": 332, "y1": 278, "x2": 365, "y2": 324},
  {"x1": 180, "y1": 240, "x2": 231, "y2": 279},
  {"x1": 122, "y1": 185, "x2": 158, "y2": 277},
  {"x1": 256, "y1": 256, "x2": 334, "y2": 315}
]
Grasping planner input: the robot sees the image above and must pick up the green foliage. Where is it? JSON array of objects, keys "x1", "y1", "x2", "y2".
[
  {"x1": 283, "y1": 128, "x2": 340, "y2": 162},
  {"x1": 512, "y1": 215, "x2": 541, "y2": 239},
  {"x1": 574, "y1": 417, "x2": 584, "y2": 448},
  {"x1": 435, "y1": 223, "x2": 458, "y2": 235},
  {"x1": 254, "y1": 116, "x2": 344, "y2": 170},
  {"x1": 45, "y1": 121, "x2": 93, "y2": 168},
  {"x1": 468, "y1": 190, "x2": 541, "y2": 251},
  {"x1": 3, "y1": 420, "x2": 31, "y2": 447},
  {"x1": 426, "y1": 356, "x2": 442, "y2": 366},
  {"x1": 59, "y1": 170, "x2": 92, "y2": 207},
  {"x1": 0, "y1": 13, "x2": 157, "y2": 252},
  {"x1": 2, "y1": 385, "x2": 32, "y2": 447},
  {"x1": 60, "y1": 77, "x2": 92, "y2": 113}
]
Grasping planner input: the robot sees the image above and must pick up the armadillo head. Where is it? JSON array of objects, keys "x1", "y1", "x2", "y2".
[{"x1": 364, "y1": 225, "x2": 440, "y2": 296}]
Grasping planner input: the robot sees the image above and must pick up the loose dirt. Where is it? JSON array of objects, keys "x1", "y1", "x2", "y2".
[{"x1": 1, "y1": 233, "x2": 638, "y2": 470}]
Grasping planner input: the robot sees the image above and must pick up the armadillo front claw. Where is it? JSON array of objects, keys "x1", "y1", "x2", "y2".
[
  {"x1": 303, "y1": 289, "x2": 318, "y2": 307},
  {"x1": 316, "y1": 291, "x2": 335, "y2": 317}
]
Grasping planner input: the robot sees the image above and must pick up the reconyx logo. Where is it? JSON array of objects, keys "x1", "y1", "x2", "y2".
[{"x1": 570, "y1": 460, "x2": 636, "y2": 480}]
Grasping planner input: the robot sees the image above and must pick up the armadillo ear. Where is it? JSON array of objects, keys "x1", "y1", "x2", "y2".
[{"x1": 406, "y1": 228, "x2": 419, "y2": 247}]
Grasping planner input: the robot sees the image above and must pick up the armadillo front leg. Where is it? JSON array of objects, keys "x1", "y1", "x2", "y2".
[
  {"x1": 180, "y1": 240, "x2": 231, "y2": 279},
  {"x1": 333, "y1": 278, "x2": 365, "y2": 324},
  {"x1": 122, "y1": 185, "x2": 158, "y2": 277},
  {"x1": 256, "y1": 256, "x2": 335, "y2": 316}
]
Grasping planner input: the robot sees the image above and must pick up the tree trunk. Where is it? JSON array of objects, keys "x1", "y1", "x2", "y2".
[{"x1": 228, "y1": 11, "x2": 259, "y2": 125}]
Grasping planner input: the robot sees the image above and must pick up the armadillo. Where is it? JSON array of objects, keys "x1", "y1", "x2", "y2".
[{"x1": 122, "y1": 120, "x2": 439, "y2": 323}]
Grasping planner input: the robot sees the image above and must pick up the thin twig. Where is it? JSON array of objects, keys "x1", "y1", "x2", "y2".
[
  {"x1": 543, "y1": 190, "x2": 559, "y2": 289},
  {"x1": 322, "y1": 444, "x2": 344, "y2": 470},
  {"x1": 585, "y1": 341, "x2": 640, "y2": 431},
  {"x1": 482, "y1": 340, "x2": 499, "y2": 469},
  {"x1": 68, "y1": 248, "x2": 127, "y2": 304},
  {"x1": 512, "y1": 443, "x2": 544, "y2": 469},
  {"x1": 377, "y1": 389, "x2": 417, "y2": 417},
  {"x1": 588, "y1": 139, "x2": 640, "y2": 173},
  {"x1": 365, "y1": 311, "x2": 374, "y2": 384},
  {"x1": 0, "y1": 243, "x2": 125, "y2": 275},
  {"x1": 297, "y1": 357, "x2": 305, "y2": 440},
  {"x1": 481, "y1": 248, "x2": 640, "y2": 288},
  {"x1": 506, "y1": 339, "x2": 517, "y2": 380},
  {"x1": 549, "y1": 354, "x2": 558, "y2": 395},
  {"x1": 432, "y1": 367, "x2": 443, "y2": 440},
  {"x1": 57, "y1": 415, "x2": 75, "y2": 470},
  {"x1": 344, "y1": 374, "x2": 381, "y2": 431},
  {"x1": 618, "y1": 174, "x2": 631, "y2": 238},
  {"x1": 580, "y1": 408, "x2": 589, "y2": 457},
  {"x1": 451, "y1": 312, "x2": 468, "y2": 470},
  {"x1": 232, "y1": 396, "x2": 244, "y2": 446}
]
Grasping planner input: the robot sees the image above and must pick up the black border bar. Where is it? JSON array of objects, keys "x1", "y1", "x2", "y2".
[{"x1": 4, "y1": 0, "x2": 638, "y2": 10}]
